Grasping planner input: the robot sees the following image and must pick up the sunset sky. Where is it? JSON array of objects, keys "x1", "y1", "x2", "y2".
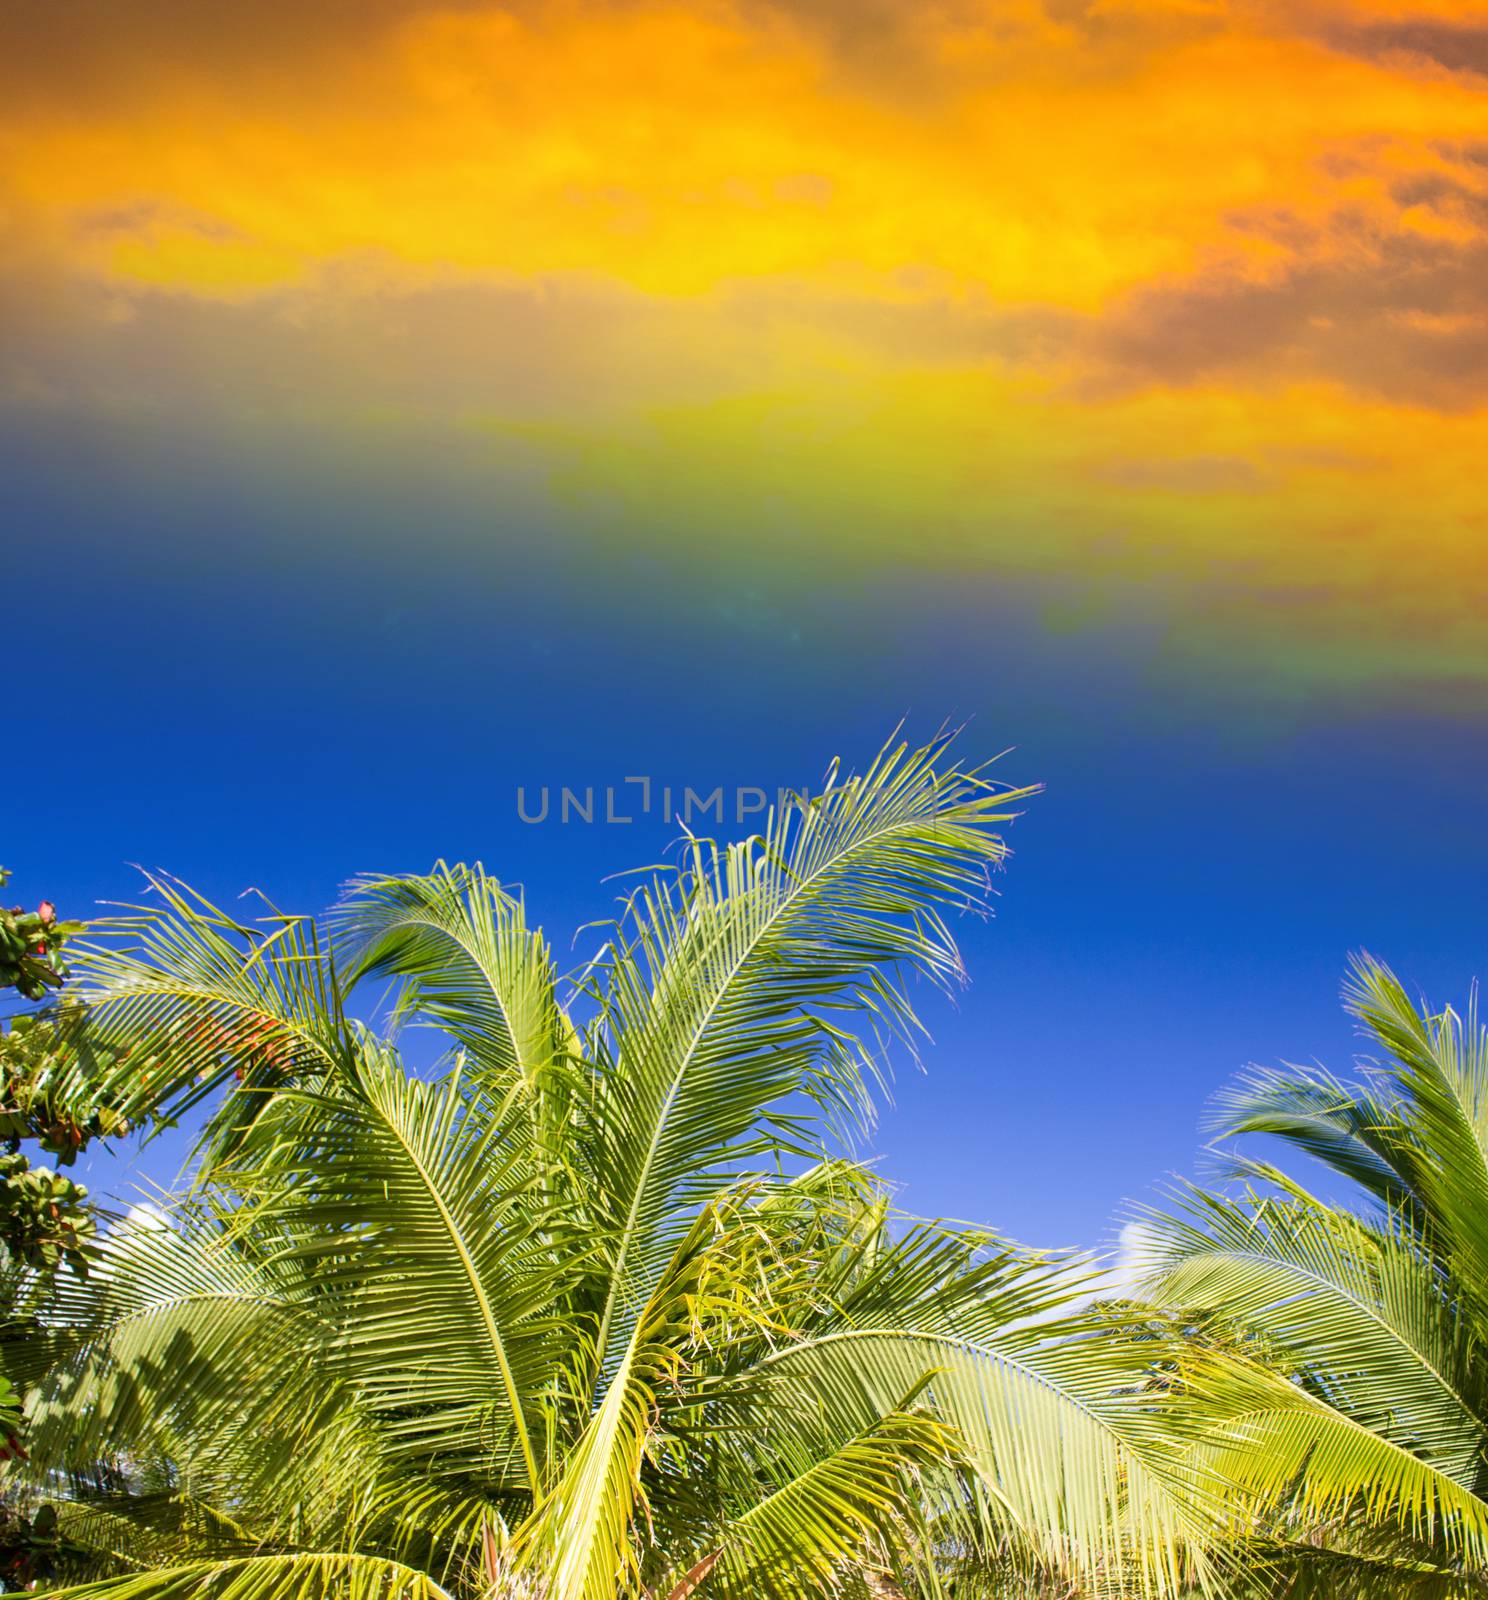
[{"x1": 5, "y1": 0, "x2": 1487, "y2": 1246}]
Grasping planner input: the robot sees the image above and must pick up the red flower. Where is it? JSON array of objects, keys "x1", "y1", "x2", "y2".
[{"x1": 37, "y1": 902, "x2": 55, "y2": 926}]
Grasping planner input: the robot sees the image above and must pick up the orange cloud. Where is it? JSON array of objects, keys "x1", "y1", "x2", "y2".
[
  {"x1": 7, "y1": 0, "x2": 1483, "y2": 303},
  {"x1": 3, "y1": 0, "x2": 1486, "y2": 704}
]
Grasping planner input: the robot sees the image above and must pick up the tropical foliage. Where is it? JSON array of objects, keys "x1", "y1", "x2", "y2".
[
  {"x1": 1, "y1": 865, "x2": 90, "y2": 1470},
  {"x1": 12, "y1": 749, "x2": 1486, "y2": 1599},
  {"x1": 0, "y1": 740, "x2": 1219, "y2": 1600},
  {"x1": 1, "y1": 868, "x2": 102, "y2": 1274},
  {"x1": 1140, "y1": 956, "x2": 1488, "y2": 1597}
]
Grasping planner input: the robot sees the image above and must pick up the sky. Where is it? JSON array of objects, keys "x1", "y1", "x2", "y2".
[{"x1": 3, "y1": 0, "x2": 1487, "y2": 1250}]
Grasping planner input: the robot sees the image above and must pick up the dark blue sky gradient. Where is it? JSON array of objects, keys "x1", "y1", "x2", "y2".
[{"x1": 8, "y1": 419, "x2": 1485, "y2": 1249}]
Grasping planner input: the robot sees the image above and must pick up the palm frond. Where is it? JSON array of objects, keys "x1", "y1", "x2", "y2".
[
  {"x1": 332, "y1": 863, "x2": 579, "y2": 1122},
  {"x1": 1137, "y1": 1182, "x2": 1488, "y2": 1486},
  {"x1": 212, "y1": 1038, "x2": 580, "y2": 1499},
  {"x1": 1208, "y1": 1061, "x2": 1425, "y2": 1224},
  {"x1": 31, "y1": 1552, "x2": 454, "y2": 1600},
  {"x1": 584, "y1": 733, "x2": 1034, "y2": 1382},
  {"x1": 21, "y1": 1202, "x2": 346, "y2": 1486},
  {"x1": 1181, "y1": 1347, "x2": 1488, "y2": 1569},
  {"x1": 66, "y1": 875, "x2": 352, "y2": 1162},
  {"x1": 754, "y1": 1285, "x2": 1217, "y2": 1595},
  {"x1": 1344, "y1": 956, "x2": 1488, "y2": 1306},
  {"x1": 701, "y1": 1406, "x2": 952, "y2": 1600},
  {"x1": 506, "y1": 1208, "x2": 738, "y2": 1600}
]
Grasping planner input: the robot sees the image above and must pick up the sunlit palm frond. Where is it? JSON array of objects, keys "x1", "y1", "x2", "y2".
[
  {"x1": 584, "y1": 733, "x2": 1035, "y2": 1381},
  {"x1": 1136, "y1": 1183, "x2": 1488, "y2": 1486},
  {"x1": 774, "y1": 1328, "x2": 1212, "y2": 1595},
  {"x1": 1209, "y1": 1062, "x2": 1425, "y2": 1223},
  {"x1": 752, "y1": 1240, "x2": 1218, "y2": 1599},
  {"x1": 1221, "y1": 1527, "x2": 1487, "y2": 1599},
  {"x1": 22, "y1": 1203, "x2": 344, "y2": 1480},
  {"x1": 697, "y1": 1405, "x2": 953, "y2": 1600},
  {"x1": 47, "y1": 1494, "x2": 258, "y2": 1579},
  {"x1": 1145, "y1": 956, "x2": 1488, "y2": 1591},
  {"x1": 1180, "y1": 1345, "x2": 1488, "y2": 1570},
  {"x1": 33, "y1": 1552, "x2": 455, "y2": 1600},
  {"x1": 506, "y1": 1207, "x2": 741, "y2": 1600},
  {"x1": 13, "y1": 1205, "x2": 385, "y2": 1556},
  {"x1": 213, "y1": 1038, "x2": 579, "y2": 1500},
  {"x1": 332, "y1": 863, "x2": 580, "y2": 1123},
  {"x1": 66, "y1": 875, "x2": 352, "y2": 1161},
  {"x1": 1343, "y1": 957, "x2": 1488, "y2": 1307}
]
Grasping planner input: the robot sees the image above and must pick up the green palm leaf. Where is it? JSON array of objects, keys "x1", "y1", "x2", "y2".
[
  {"x1": 584, "y1": 735, "x2": 1035, "y2": 1380},
  {"x1": 31, "y1": 1552, "x2": 455, "y2": 1600},
  {"x1": 1210, "y1": 1063, "x2": 1425, "y2": 1223},
  {"x1": 332, "y1": 862, "x2": 579, "y2": 1120},
  {"x1": 1138, "y1": 1182, "x2": 1487, "y2": 1484},
  {"x1": 759, "y1": 1319, "x2": 1213, "y2": 1597},
  {"x1": 215, "y1": 1040, "x2": 579, "y2": 1499},
  {"x1": 701, "y1": 1405, "x2": 952, "y2": 1600},
  {"x1": 1344, "y1": 958, "x2": 1488, "y2": 1307},
  {"x1": 1181, "y1": 1347, "x2": 1488, "y2": 1567},
  {"x1": 66, "y1": 875, "x2": 352, "y2": 1160},
  {"x1": 1148, "y1": 954, "x2": 1488, "y2": 1590}
]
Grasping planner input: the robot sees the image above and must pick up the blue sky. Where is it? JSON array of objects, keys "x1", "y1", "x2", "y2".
[{"x1": 10, "y1": 421, "x2": 1485, "y2": 1252}]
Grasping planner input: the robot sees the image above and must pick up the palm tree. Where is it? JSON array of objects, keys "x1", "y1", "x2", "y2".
[
  {"x1": 1140, "y1": 956, "x2": 1488, "y2": 1597},
  {"x1": 6, "y1": 738, "x2": 1213, "y2": 1600}
]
